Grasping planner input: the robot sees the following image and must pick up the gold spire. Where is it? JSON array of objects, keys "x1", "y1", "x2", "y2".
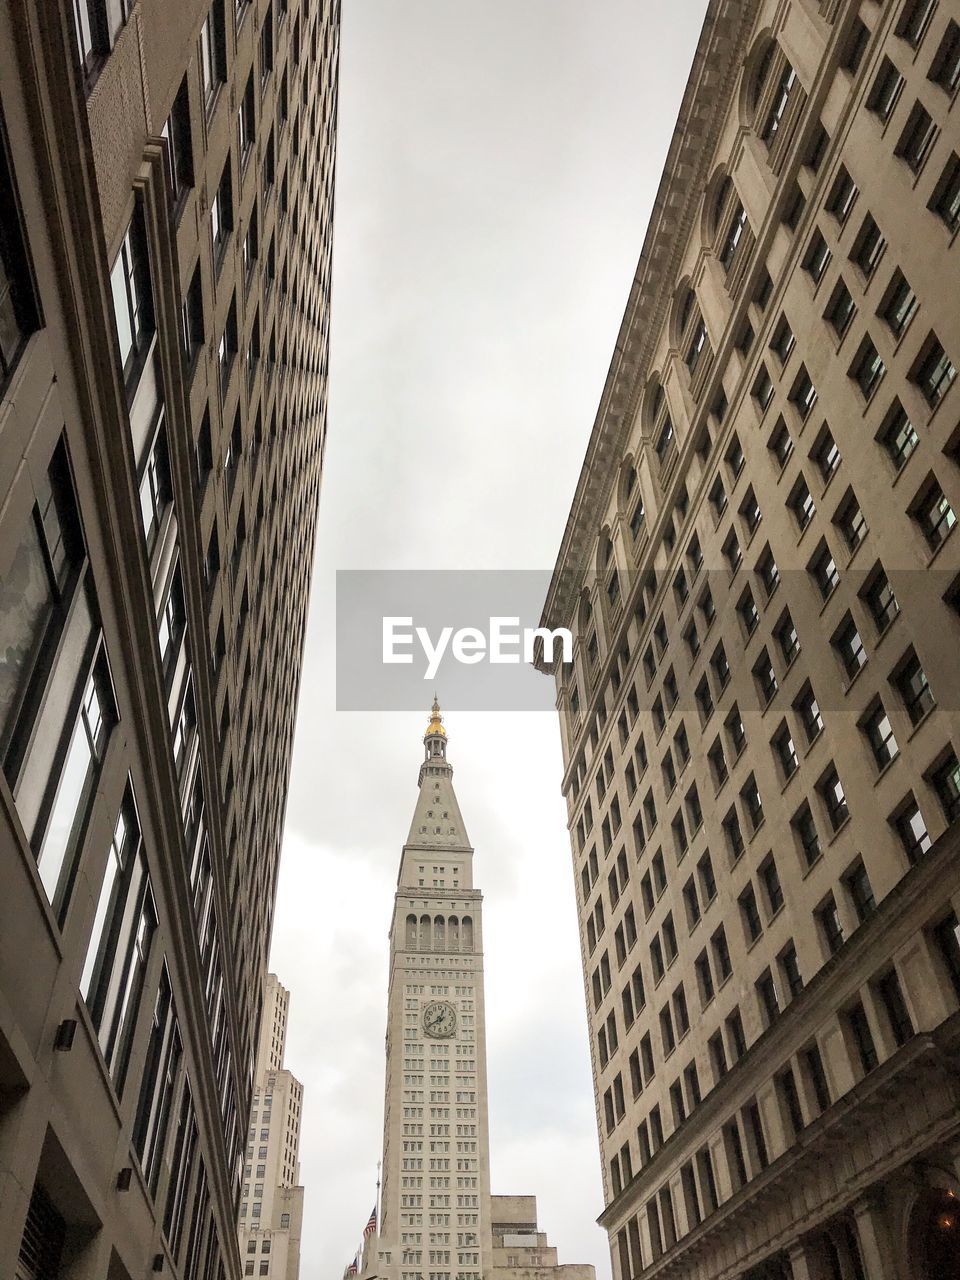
[{"x1": 424, "y1": 695, "x2": 446, "y2": 738}]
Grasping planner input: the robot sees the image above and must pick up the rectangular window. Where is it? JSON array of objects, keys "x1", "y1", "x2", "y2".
[
  {"x1": 878, "y1": 399, "x2": 918, "y2": 470},
  {"x1": 80, "y1": 787, "x2": 156, "y2": 1086},
  {"x1": 867, "y1": 57, "x2": 904, "y2": 122},
  {"x1": 161, "y1": 76, "x2": 193, "y2": 215},
  {"x1": 929, "y1": 153, "x2": 960, "y2": 231},
  {"x1": 895, "y1": 101, "x2": 938, "y2": 173},
  {"x1": 133, "y1": 966, "x2": 182, "y2": 1192},
  {"x1": 211, "y1": 160, "x2": 233, "y2": 269},
  {"x1": 851, "y1": 213, "x2": 886, "y2": 278},
  {"x1": 239, "y1": 73, "x2": 256, "y2": 165},
  {"x1": 110, "y1": 206, "x2": 154, "y2": 393},
  {"x1": 911, "y1": 334, "x2": 957, "y2": 407},
  {"x1": 0, "y1": 119, "x2": 41, "y2": 386},
  {"x1": 847, "y1": 1000, "x2": 878, "y2": 1072},
  {"x1": 200, "y1": 1, "x2": 227, "y2": 107},
  {"x1": 824, "y1": 278, "x2": 856, "y2": 337},
  {"x1": 850, "y1": 338, "x2": 886, "y2": 400}
]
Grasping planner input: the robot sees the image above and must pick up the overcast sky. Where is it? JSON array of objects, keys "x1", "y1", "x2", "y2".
[{"x1": 269, "y1": 3, "x2": 708, "y2": 1276}]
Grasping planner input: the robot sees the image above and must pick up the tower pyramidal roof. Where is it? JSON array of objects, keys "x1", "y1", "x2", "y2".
[{"x1": 404, "y1": 698, "x2": 472, "y2": 852}]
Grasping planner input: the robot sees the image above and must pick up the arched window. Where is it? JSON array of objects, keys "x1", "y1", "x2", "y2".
[
  {"x1": 434, "y1": 915, "x2": 445, "y2": 949},
  {"x1": 419, "y1": 914, "x2": 431, "y2": 950},
  {"x1": 462, "y1": 916, "x2": 474, "y2": 951},
  {"x1": 909, "y1": 1186, "x2": 960, "y2": 1279},
  {"x1": 406, "y1": 914, "x2": 418, "y2": 949},
  {"x1": 621, "y1": 461, "x2": 645, "y2": 547},
  {"x1": 449, "y1": 915, "x2": 460, "y2": 949},
  {"x1": 743, "y1": 35, "x2": 803, "y2": 167}
]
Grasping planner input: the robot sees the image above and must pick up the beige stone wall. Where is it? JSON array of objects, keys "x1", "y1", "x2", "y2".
[{"x1": 541, "y1": 0, "x2": 960, "y2": 1275}]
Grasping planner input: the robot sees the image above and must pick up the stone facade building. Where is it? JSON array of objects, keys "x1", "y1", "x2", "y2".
[
  {"x1": 361, "y1": 704, "x2": 595, "y2": 1280},
  {"x1": 0, "y1": 0, "x2": 337, "y2": 1273},
  {"x1": 239, "y1": 975, "x2": 305, "y2": 1279},
  {"x1": 539, "y1": 0, "x2": 960, "y2": 1276}
]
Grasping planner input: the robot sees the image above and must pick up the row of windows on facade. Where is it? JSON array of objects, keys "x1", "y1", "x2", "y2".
[
  {"x1": 607, "y1": 910, "x2": 959, "y2": 1269},
  {"x1": 577, "y1": 635, "x2": 955, "y2": 953},
  {"x1": 576, "y1": 539, "x2": 953, "y2": 870},
  {"x1": 567, "y1": 0, "x2": 955, "y2": 597},
  {"x1": 585, "y1": 735, "x2": 956, "y2": 1070},
  {"x1": 564, "y1": 3, "x2": 960, "y2": 740},
  {"x1": 569, "y1": 229, "x2": 957, "y2": 754}
]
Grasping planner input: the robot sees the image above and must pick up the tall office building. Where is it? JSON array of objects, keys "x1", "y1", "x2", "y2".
[
  {"x1": 239, "y1": 975, "x2": 305, "y2": 1279},
  {"x1": 539, "y1": 0, "x2": 960, "y2": 1276},
  {"x1": 362, "y1": 703, "x2": 594, "y2": 1280},
  {"x1": 0, "y1": 0, "x2": 337, "y2": 1273}
]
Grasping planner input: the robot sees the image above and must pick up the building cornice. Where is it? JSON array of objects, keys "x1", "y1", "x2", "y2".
[{"x1": 539, "y1": 0, "x2": 761, "y2": 636}]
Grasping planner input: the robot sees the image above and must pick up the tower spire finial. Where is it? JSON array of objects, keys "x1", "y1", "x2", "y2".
[{"x1": 425, "y1": 696, "x2": 445, "y2": 739}]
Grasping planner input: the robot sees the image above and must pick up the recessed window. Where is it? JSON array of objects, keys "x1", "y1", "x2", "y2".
[
  {"x1": 772, "y1": 722, "x2": 799, "y2": 779},
  {"x1": 723, "y1": 529, "x2": 742, "y2": 574},
  {"x1": 933, "y1": 753, "x2": 960, "y2": 822},
  {"x1": 809, "y1": 541, "x2": 840, "y2": 599},
  {"x1": 826, "y1": 165, "x2": 858, "y2": 224},
  {"x1": 788, "y1": 475, "x2": 816, "y2": 531},
  {"x1": 862, "y1": 565, "x2": 899, "y2": 632},
  {"x1": 200, "y1": 1, "x2": 227, "y2": 109},
  {"x1": 894, "y1": 796, "x2": 932, "y2": 863},
  {"x1": 850, "y1": 338, "x2": 886, "y2": 400},
  {"x1": 910, "y1": 333, "x2": 957, "y2": 407},
  {"x1": 725, "y1": 705, "x2": 747, "y2": 756},
  {"x1": 769, "y1": 418, "x2": 794, "y2": 470},
  {"x1": 753, "y1": 364, "x2": 774, "y2": 413},
  {"x1": 895, "y1": 648, "x2": 935, "y2": 724},
  {"x1": 770, "y1": 315, "x2": 795, "y2": 364},
  {"x1": 865, "y1": 701, "x2": 901, "y2": 768},
  {"x1": 817, "y1": 895, "x2": 845, "y2": 956},
  {"x1": 877, "y1": 399, "x2": 918, "y2": 470},
  {"x1": 930, "y1": 19, "x2": 960, "y2": 93},
  {"x1": 795, "y1": 683, "x2": 824, "y2": 745},
  {"x1": 737, "y1": 587, "x2": 759, "y2": 636},
  {"x1": 753, "y1": 649, "x2": 778, "y2": 705},
  {"x1": 774, "y1": 611, "x2": 801, "y2": 666},
  {"x1": 821, "y1": 278, "x2": 855, "y2": 342},
  {"x1": 851, "y1": 213, "x2": 886, "y2": 278},
  {"x1": 739, "y1": 884, "x2": 763, "y2": 943},
  {"x1": 895, "y1": 101, "x2": 938, "y2": 174},
  {"x1": 818, "y1": 765, "x2": 849, "y2": 830},
  {"x1": 897, "y1": 0, "x2": 936, "y2": 48},
  {"x1": 834, "y1": 488, "x2": 868, "y2": 553},
  {"x1": 811, "y1": 426, "x2": 841, "y2": 483},
  {"x1": 802, "y1": 229, "x2": 831, "y2": 283},
  {"x1": 929, "y1": 152, "x2": 960, "y2": 231},
  {"x1": 841, "y1": 16, "x2": 870, "y2": 72},
  {"x1": 911, "y1": 477, "x2": 957, "y2": 549},
  {"x1": 867, "y1": 56, "x2": 904, "y2": 123},
  {"x1": 790, "y1": 366, "x2": 818, "y2": 419},
  {"x1": 740, "y1": 487, "x2": 762, "y2": 535},
  {"x1": 832, "y1": 613, "x2": 867, "y2": 679},
  {"x1": 211, "y1": 159, "x2": 234, "y2": 269},
  {"x1": 879, "y1": 269, "x2": 918, "y2": 338},
  {"x1": 793, "y1": 802, "x2": 822, "y2": 868}
]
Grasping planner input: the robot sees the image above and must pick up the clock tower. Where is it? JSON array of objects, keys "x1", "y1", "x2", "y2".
[{"x1": 369, "y1": 700, "x2": 493, "y2": 1280}]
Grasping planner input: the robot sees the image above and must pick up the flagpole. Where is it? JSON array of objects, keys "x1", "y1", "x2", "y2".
[{"x1": 376, "y1": 1158, "x2": 382, "y2": 1233}]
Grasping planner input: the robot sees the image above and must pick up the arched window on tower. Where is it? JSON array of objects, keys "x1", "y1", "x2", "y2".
[
  {"x1": 419, "y1": 914, "x2": 432, "y2": 950},
  {"x1": 406, "y1": 914, "x2": 418, "y2": 949},
  {"x1": 434, "y1": 916, "x2": 446, "y2": 950},
  {"x1": 462, "y1": 916, "x2": 474, "y2": 951},
  {"x1": 449, "y1": 915, "x2": 460, "y2": 950}
]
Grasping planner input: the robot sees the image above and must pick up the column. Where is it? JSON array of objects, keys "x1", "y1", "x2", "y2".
[{"x1": 852, "y1": 1195, "x2": 898, "y2": 1280}]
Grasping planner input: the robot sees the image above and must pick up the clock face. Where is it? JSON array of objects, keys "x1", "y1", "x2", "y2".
[{"x1": 422, "y1": 1000, "x2": 457, "y2": 1038}]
